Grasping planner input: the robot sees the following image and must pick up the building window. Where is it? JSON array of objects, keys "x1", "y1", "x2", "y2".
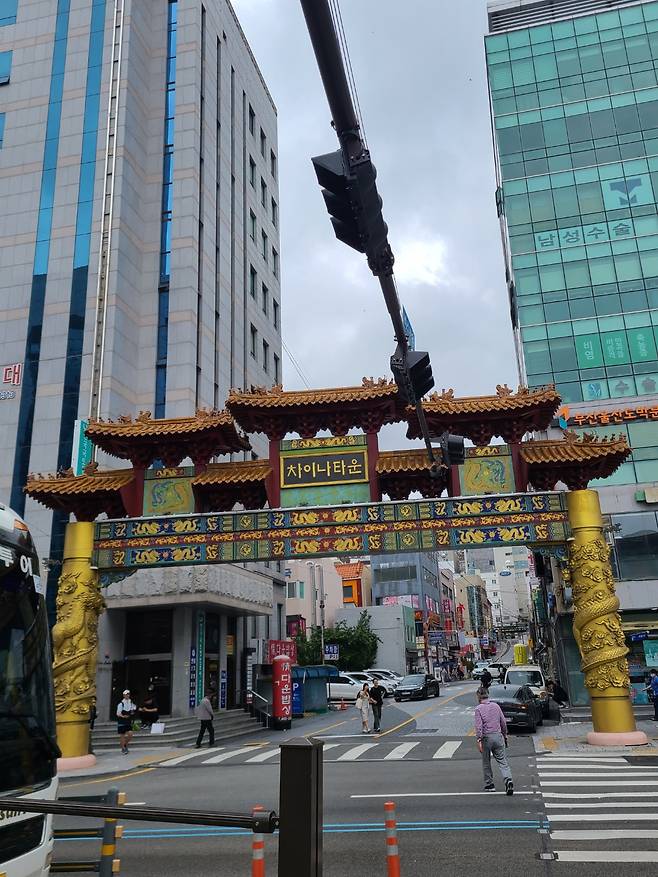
[
  {"x1": 249, "y1": 209, "x2": 256, "y2": 241},
  {"x1": 250, "y1": 324, "x2": 257, "y2": 358},
  {"x1": 248, "y1": 104, "x2": 255, "y2": 135},
  {"x1": 0, "y1": 113, "x2": 5, "y2": 148},
  {"x1": 0, "y1": 51, "x2": 12, "y2": 85},
  {"x1": 125, "y1": 609, "x2": 172, "y2": 656},
  {"x1": 272, "y1": 247, "x2": 279, "y2": 278},
  {"x1": 277, "y1": 603, "x2": 284, "y2": 639},
  {"x1": 260, "y1": 127, "x2": 266, "y2": 156},
  {"x1": 0, "y1": 1, "x2": 17, "y2": 27},
  {"x1": 273, "y1": 299, "x2": 279, "y2": 329},
  {"x1": 270, "y1": 149, "x2": 277, "y2": 179},
  {"x1": 249, "y1": 156, "x2": 256, "y2": 187},
  {"x1": 250, "y1": 264, "x2": 257, "y2": 297},
  {"x1": 262, "y1": 283, "x2": 268, "y2": 315},
  {"x1": 274, "y1": 352, "x2": 280, "y2": 384},
  {"x1": 262, "y1": 339, "x2": 269, "y2": 372},
  {"x1": 261, "y1": 177, "x2": 267, "y2": 207},
  {"x1": 271, "y1": 197, "x2": 278, "y2": 227},
  {"x1": 262, "y1": 230, "x2": 268, "y2": 262}
]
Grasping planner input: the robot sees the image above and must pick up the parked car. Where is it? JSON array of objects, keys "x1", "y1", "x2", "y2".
[
  {"x1": 367, "y1": 668, "x2": 403, "y2": 682},
  {"x1": 486, "y1": 662, "x2": 509, "y2": 682},
  {"x1": 487, "y1": 683, "x2": 543, "y2": 732},
  {"x1": 504, "y1": 664, "x2": 549, "y2": 716},
  {"x1": 394, "y1": 673, "x2": 440, "y2": 701},
  {"x1": 344, "y1": 671, "x2": 396, "y2": 696},
  {"x1": 326, "y1": 673, "x2": 361, "y2": 702},
  {"x1": 472, "y1": 661, "x2": 492, "y2": 681}
]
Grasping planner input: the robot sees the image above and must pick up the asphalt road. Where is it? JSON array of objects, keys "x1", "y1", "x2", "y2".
[{"x1": 50, "y1": 683, "x2": 560, "y2": 877}]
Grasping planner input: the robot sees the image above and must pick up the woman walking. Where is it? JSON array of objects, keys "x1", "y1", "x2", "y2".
[{"x1": 356, "y1": 682, "x2": 371, "y2": 733}]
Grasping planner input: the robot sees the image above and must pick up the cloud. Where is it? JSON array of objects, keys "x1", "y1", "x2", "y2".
[{"x1": 393, "y1": 230, "x2": 449, "y2": 288}]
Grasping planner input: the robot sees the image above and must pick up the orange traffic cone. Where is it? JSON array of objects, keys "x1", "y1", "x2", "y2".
[{"x1": 340, "y1": 698, "x2": 347, "y2": 711}]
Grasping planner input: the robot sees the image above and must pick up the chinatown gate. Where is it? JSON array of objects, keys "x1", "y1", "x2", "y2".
[{"x1": 25, "y1": 380, "x2": 646, "y2": 761}]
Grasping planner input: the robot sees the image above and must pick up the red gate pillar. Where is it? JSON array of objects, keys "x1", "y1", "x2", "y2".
[{"x1": 272, "y1": 654, "x2": 293, "y2": 730}]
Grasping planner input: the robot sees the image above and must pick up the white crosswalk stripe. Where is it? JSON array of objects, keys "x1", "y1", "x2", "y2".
[
  {"x1": 536, "y1": 749, "x2": 658, "y2": 864},
  {"x1": 433, "y1": 741, "x2": 462, "y2": 759},
  {"x1": 245, "y1": 748, "x2": 280, "y2": 763},
  {"x1": 337, "y1": 743, "x2": 377, "y2": 761},
  {"x1": 203, "y1": 746, "x2": 262, "y2": 764},
  {"x1": 159, "y1": 747, "x2": 224, "y2": 766},
  {"x1": 384, "y1": 742, "x2": 420, "y2": 760}
]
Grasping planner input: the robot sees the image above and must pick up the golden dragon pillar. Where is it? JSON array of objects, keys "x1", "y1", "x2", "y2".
[
  {"x1": 52, "y1": 521, "x2": 104, "y2": 762},
  {"x1": 566, "y1": 489, "x2": 647, "y2": 746}
]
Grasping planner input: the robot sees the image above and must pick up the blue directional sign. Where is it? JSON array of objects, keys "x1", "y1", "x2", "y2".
[
  {"x1": 324, "y1": 644, "x2": 339, "y2": 661},
  {"x1": 402, "y1": 307, "x2": 416, "y2": 351}
]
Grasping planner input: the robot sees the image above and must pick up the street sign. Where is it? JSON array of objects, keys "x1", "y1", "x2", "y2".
[
  {"x1": 631, "y1": 631, "x2": 649, "y2": 642},
  {"x1": 324, "y1": 644, "x2": 339, "y2": 661},
  {"x1": 481, "y1": 635, "x2": 489, "y2": 647},
  {"x1": 402, "y1": 307, "x2": 416, "y2": 351},
  {"x1": 428, "y1": 631, "x2": 444, "y2": 646}
]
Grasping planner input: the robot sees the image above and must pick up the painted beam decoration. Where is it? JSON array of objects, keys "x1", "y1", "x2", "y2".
[{"x1": 93, "y1": 492, "x2": 569, "y2": 571}]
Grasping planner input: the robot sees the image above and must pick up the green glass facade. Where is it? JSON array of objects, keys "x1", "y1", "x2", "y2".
[{"x1": 487, "y1": 1, "x2": 658, "y2": 407}]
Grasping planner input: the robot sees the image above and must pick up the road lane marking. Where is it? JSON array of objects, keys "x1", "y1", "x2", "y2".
[
  {"x1": 376, "y1": 689, "x2": 468, "y2": 739},
  {"x1": 433, "y1": 741, "x2": 462, "y2": 759},
  {"x1": 548, "y1": 812, "x2": 658, "y2": 822},
  {"x1": 538, "y1": 771, "x2": 658, "y2": 778},
  {"x1": 554, "y1": 851, "x2": 658, "y2": 862},
  {"x1": 541, "y1": 781, "x2": 658, "y2": 787},
  {"x1": 337, "y1": 744, "x2": 377, "y2": 761},
  {"x1": 245, "y1": 748, "x2": 279, "y2": 763},
  {"x1": 306, "y1": 719, "x2": 349, "y2": 735},
  {"x1": 62, "y1": 767, "x2": 155, "y2": 788},
  {"x1": 124, "y1": 802, "x2": 146, "y2": 806},
  {"x1": 160, "y1": 747, "x2": 224, "y2": 767},
  {"x1": 384, "y1": 742, "x2": 420, "y2": 760},
  {"x1": 545, "y1": 802, "x2": 658, "y2": 809},
  {"x1": 351, "y1": 791, "x2": 538, "y2": 798},
  {"x1": 203, "y1": 746, "x2": 260, "y2": 764},
  {"x1": 551, "y1": 830, "x2": 658, "y2": 840},
  {"x1": 542, "y1": 791, "x2": 658, "y2": 799}
]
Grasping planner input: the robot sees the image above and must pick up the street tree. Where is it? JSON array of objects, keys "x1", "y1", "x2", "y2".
[{"x1": 295, "y1": 611, "x2": 379, "y2": 670}]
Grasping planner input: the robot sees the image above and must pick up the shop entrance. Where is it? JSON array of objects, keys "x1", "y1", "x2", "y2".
[{"x1": 109, "y1": 658, "x2": 171, "y2": 720}]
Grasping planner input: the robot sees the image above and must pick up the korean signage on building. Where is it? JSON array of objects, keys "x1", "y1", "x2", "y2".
[
  {"x1": 280, "y1": 449, "x2": 367, "y2": 488},
  {"x1": 189, "y1": 647, "x2": 198, "y2": 708},
  {"x1": 560, "y1": 404, "x2": 658, "y2": 428},
  {"x1": 195, "y1": 610, "x2": 205, "y2": 706},
  {"x1": 1, "y1": 362, "x2": 21, "y2": 401},
  {"x1": 266, "y1": 639, "x2": 297, "y2": 665}
]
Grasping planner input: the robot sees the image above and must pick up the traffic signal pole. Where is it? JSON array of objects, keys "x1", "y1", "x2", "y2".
[{"x1": 299, "y1": 0, "x2": 439, "y2": 468}]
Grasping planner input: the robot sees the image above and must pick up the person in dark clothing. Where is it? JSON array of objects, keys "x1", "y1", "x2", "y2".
[
  {"x1": 547, "y1": 679, "x2": 568, "y2": 708},
  {"x1": 480, "y1": 668, "x2": 493, "y2": 689},
  {"x1": 645, "y1": 669, "x2": 658, "y2": 721},
  {"x1": 369, "y1": 679, "x2": 385, "y2": 733},
  {"x1": 139, "y1": 686, "x2": 159, "y2": 728}
]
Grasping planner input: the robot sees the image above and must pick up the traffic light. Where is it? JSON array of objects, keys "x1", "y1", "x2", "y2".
[
  {"x1": 438, "y1": 432, "x2": 465, "y2": 467},
  {"x1": 311, "y1": 149, "x2": 389, "y2": 266},
  {"x1": 390, "y1": 345, "x2": 435, "y2": 404}
]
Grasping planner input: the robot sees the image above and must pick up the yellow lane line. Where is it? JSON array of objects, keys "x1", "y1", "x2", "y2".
[
  {"x1": 62, "y1": 767, "x2": 156, "y2": 789},
  {"x1": 308, "y1": 718, "x2": 350, "y2": 735},
  {"x1": 377, "y1": 689, "x2": 471, "y2": 740},
  {"x1": 467, "y1": 729, "x2": 476, "y2": 737}
]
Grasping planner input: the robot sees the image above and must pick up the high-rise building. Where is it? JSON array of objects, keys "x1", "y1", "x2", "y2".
[
  {"x1": 486, "y1": 0, "x2": 658, "y2": 698},
  {"x1": 0, "y1": 0, "x2": 284, "y2": 716}
]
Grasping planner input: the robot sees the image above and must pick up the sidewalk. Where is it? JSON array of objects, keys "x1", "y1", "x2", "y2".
[{"x1": 534, "y1": 717, "x2": 658, "y2": 754}]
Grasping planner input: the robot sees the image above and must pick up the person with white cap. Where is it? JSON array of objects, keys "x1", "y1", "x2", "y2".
[{"x1": 116, "y1": 689, "x2": 137, "y2": 754}]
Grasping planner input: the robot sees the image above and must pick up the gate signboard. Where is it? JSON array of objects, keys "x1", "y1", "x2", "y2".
[{"x1": 93, "y1": 492, "x2": 569, "y2": 572}]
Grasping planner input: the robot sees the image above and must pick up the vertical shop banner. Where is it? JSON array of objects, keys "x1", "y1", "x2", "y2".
[
  {"x1": 196, "y1": 610, "x2": 206, "y2": 706},
  {"x1": 189, "y1": 647, "x2": 197, "y2": 709},
  {"x1": 643, "y1": 639, "x2": 658, "y2": 667},
  {"x1": 220, "y1": 669, "x2": 227, "y2": 709}
]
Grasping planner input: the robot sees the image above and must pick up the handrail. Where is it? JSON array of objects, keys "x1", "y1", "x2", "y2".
[
  {"x1": 0, "y1": 797, "x2": 278, "y2": 834},
  {"x1": 249, "y1": 689, "x2": 271, "y2": 714}
]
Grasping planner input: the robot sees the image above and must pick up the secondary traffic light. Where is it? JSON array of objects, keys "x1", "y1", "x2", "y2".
[
  {"x1": 438, "y1": 432, "x2": 465, "y2": 467},
  {"x1": 311, "y1": 149, "x2": 389, "y2": 265},
  {"x1": 390, "y1": 345, "x2": 435, "y2": 405}
]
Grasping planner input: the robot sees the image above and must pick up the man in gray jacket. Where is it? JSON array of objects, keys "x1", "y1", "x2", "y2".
[{"x1": 195, "y1": 693, "x2": 215, "y2": 747}]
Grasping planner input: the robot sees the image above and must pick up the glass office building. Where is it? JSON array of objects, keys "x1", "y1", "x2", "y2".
[{"x1": 487, "y1": 0, "x2": 658, "y2": 406}]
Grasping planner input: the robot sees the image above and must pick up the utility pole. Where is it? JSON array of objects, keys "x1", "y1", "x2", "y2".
[
  {"x1": 299, "y1": 0, "x2": 458, "y2": 471},
  {"x1": 316, "y1": 563, "x2": 326, "y2": 664}
]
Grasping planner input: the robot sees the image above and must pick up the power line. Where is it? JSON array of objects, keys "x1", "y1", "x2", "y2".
[
  {"x1": 281, "y1": 339, "x2": 312, "y2": 390},
  {"x1": 329, "y1": 0, "x2": 368, "y2": 149}
]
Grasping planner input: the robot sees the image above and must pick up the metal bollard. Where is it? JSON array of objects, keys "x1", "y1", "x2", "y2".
[
  {"x1": 278, "y1": 737, "x2": 323, "y2": 877},
  {"x1": 384, "y1": 801, "x2": 400, "y2": 877},
  {"x1": 98, "y1": 788, "x2": 122, "y2": 877},
  {"x1": 251, "y1": 805, "x2": 265, "y2": 877}
]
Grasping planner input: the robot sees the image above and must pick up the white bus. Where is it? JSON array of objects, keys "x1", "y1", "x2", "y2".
[{"x1": 0, "y1": 503, "x2": 58, "y2": 876}]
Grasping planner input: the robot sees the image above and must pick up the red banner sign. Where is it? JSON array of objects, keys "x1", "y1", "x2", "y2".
[
  {"x1": 272, "y1": 654, "x2": 292, "y2": 726},
  {"x1": 266, "y1": 639, "x2": 297, "y2": 665}
]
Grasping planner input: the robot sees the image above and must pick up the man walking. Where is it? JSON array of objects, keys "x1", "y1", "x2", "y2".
[
  {"x1": 116, "y1": 689, "x2": 136, "y2": 755},
  {"x1": 196, "y1": 693, "x2": 215, "y2": 747},
  {"x1": 369, "y1": 678, "x2": 384, "y2": 733},
  {"x1": 474, "y1": 687, "x2": 513, "y2": 795}
]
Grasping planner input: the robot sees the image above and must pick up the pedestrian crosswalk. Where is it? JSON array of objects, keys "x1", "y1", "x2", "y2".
[
  {"x1": 536, "y1": 751, "x2": 658, "y2": 864},
  {"x1": 157, "y1": 738, "x2": 467, "y2": 768}
]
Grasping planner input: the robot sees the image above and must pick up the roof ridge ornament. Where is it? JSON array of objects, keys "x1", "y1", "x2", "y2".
[
  {"x1": 496, "y1": 383, "x2": 513, "y2": 397},
  {"x1": 84, "y1": 461, "x2": 99, "y2": 475},
  {"x1": 136, "y1": 410, "x2": 152, "y2": 422}
]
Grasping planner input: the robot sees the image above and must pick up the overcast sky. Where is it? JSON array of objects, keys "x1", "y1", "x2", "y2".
[{"x1": 232, "y1": 0, "x2": 518, "y2": 431}]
